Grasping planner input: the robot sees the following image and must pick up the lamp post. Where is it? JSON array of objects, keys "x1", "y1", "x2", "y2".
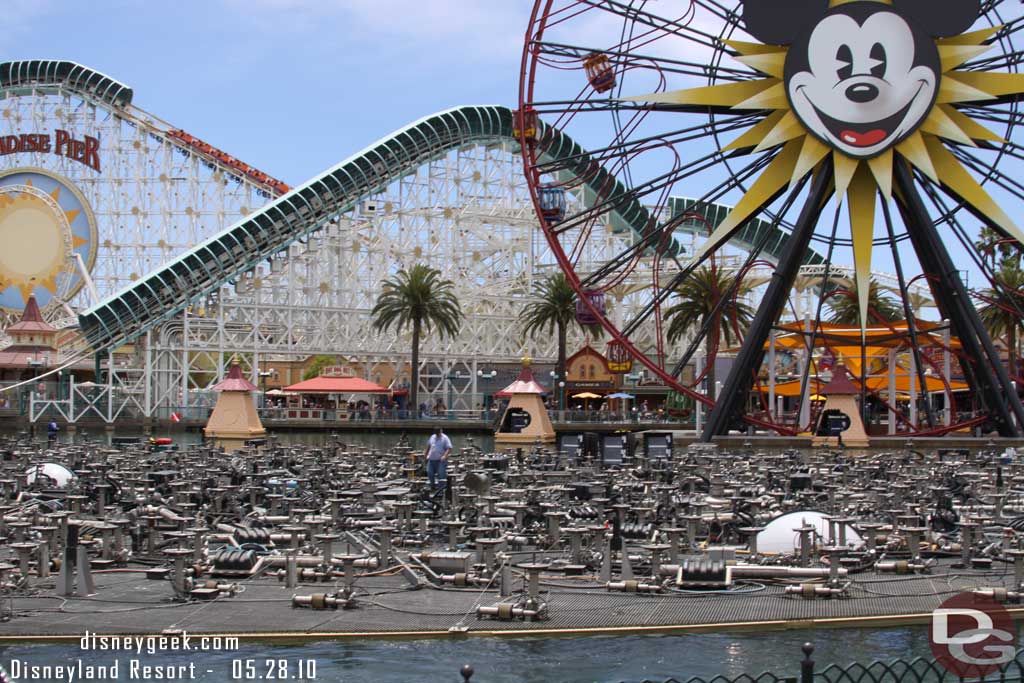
[
  {"x1": 477, "y1": 369, "x2": 497, "y2": 418},
  {"x1": 257, "y1": 368, "x2": 277, "y2": 409},
  {"x1": 446, "y1": 371, "x2": 465, "y2": 420},
  {"x1": 25, "y1": 356, "x2": 43, "y2": 416},
  {"x1": 548, "y1": 371, "x2": 567, "y2": 419}
]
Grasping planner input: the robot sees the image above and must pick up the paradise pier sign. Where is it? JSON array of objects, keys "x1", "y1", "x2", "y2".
[{"x1": 0, "y1": 129, "x2": 101, "y2": 172}]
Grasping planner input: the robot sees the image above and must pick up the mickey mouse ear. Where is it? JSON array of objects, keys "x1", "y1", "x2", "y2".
[
  {"x1": 892, "y1": 0, "x2": 981, "y2": 38},
  {"x1": 742, "y1": 0, "x2": 829, "y2": 45}
]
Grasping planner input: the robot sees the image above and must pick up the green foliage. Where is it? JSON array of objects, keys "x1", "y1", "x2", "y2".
[
  {"x1": 664, "y1": 267, "x2": 755, "y2": 347},
  {"x1": 978, "y1": 262, "x2": 1024, "y2": 377},
  {"x1": 518, "y1": 272, "x2": 603, "y2": 378},
  {"x1": 371, "y1": 264, "x2": 463, "y2": 409},
  {"x1": 664, "y1": 267, "x2": 755, "y2": 396},
  {"x1": 303, "y1": 355, "x2": 338, "y2": 381},
  {"x1": 826, "y1": 279, "x2": 905, "y2": 325}
]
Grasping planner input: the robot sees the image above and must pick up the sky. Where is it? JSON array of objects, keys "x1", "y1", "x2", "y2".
[
  {"x1": 3, "y1": 0, "x2": 533, "y2": 185},
  {"x1": 6, "y1": 0, "x2": 1020, "y2": 299}
]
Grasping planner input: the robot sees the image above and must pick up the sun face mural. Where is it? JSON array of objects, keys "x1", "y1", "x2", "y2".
[
  {"x1": 625, "y1": 0, "x2": 1024, "y2": 325},
  {"x1": 0, "y1": 170, "x2": 97, "y2": 313}
]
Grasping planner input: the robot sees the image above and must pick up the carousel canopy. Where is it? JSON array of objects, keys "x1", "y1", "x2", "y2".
[{"x1": 283, "y1": 376, "x2": 390, "y2": 394}]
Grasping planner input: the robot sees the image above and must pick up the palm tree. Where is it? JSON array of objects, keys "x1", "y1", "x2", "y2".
[
  {"x1": 826, "y1": 279, "x2": 905, "y2": 325},
  {"x1": 978, "y1": 263, "x2": 1024, "y2": 380},
  {"x1": 371, "y1": 265, "x2": 463, "y2": 411},
  {"x1": 518, "y1": 273, "x2": 602, "y2": 391},
  {"x1": 664, "y1": 267, "x2": 755, "y2": 397}
]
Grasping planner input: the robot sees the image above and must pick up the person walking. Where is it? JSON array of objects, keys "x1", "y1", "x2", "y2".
[{"x1": 424, "y1": 426, "x2": 452, "y2": 490}]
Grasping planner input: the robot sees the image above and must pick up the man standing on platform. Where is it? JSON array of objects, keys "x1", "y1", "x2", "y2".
[{"x1": 424, "y1": 426, "x2": 452, "y2": 490}]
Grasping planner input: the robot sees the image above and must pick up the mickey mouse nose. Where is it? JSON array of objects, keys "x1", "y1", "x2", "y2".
[{"x1": 846, "y1": 83, "x2": 879, "y2": 103}]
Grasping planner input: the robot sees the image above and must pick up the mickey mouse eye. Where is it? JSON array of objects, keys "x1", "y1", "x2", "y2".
[
  {"x1": 836, "y1": 44, "x2": 853, "y2": 80},
  {"x1": 870, "y1": 43, "x2": 887, "y2": 78}
]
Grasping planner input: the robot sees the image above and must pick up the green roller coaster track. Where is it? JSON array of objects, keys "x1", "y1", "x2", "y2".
[{"x1": 0, "y1": 61, "x2": 823, "y2": 353}]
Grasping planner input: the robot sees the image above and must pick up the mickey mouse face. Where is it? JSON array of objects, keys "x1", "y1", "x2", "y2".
[
  {"x1": 742, "y1": 0, "x2": 981, "y2": 159},
  {"x1": 786, "y1": 3, "x2": 939, "y2": 158}
]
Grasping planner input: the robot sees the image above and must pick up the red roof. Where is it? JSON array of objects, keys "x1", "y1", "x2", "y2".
[
  {"x1": 496, "y1": 363, "x2": 548, "y2": 397},
  {"x1": 283, "y1": 376, "x2": 390, "y2": 394},
  {"x1": 822, "y1": 363, "x2": 862, "y2": 396},
  {"x1": 7, "y1": 295, "x2": 56, "y2": 334},
  {"x1": 211, "y1": 362, "x2": 258, "y2": 392}
]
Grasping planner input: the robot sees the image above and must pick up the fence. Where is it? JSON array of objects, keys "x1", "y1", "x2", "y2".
[{"x1": 458, "y1": 644, "x2": 1024, "y2": 683}]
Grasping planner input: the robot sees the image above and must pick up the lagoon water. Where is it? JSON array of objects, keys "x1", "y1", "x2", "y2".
[{"x1": 0, "y1": 627, "x2": 934, "y2": 683}]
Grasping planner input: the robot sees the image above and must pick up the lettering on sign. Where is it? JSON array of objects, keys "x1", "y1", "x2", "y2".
[{"x1": 0, "y1": 130, "x2": 101, "y2": 172}]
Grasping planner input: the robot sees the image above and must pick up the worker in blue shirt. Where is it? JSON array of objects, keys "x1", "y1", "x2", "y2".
[{"x1": 423, "y1": 426, "x2": 452, "y2": 490}]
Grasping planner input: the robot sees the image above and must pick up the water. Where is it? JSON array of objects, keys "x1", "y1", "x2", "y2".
[{"x1": 0, "y1": 626, "x2": 934, "y2": 683}]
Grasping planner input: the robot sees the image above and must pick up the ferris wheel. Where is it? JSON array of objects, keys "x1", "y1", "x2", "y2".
[{"x1": 519, "y1": 0, "x2": 1024, "y2": 438}]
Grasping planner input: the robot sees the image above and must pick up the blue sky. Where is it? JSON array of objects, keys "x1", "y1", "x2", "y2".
[
  {"x1": 6, "y1": 0, "x2": 1019, "y2": 296},
  {"x1": 4, "y1": 0, "x2": 532, "y2": 184}
]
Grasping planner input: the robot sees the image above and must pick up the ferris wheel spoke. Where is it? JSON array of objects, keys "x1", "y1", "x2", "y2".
[
  {"x1": 532, "y1": 113, "x2": 761, "y2": 178},
  {"x1": 950, "y1": 146, "x2": 1024, "y2": 203},
  {"x1": 575, "y1": 0, "x2": 725, "y2": 52},
  {"x1": 532, "y1": 40, "x2": 757, "y2": 81},
  {"x1": 665, "y1": 173, "x2": 810, "y2": 381},
  {"x1": 549, "y1": 146, "x2": 779, "y2": 239},
  {"x1": 922, "y1": 180, "x2": 1024, "y2": 324},
  {"x1": 879, "y1": 200, "x2": 938, "y2": 429}
]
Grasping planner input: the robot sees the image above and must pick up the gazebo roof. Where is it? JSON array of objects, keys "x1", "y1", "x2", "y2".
[
  {"x1": 7, "y1": 295, "x2": 56, "y2": 335},
  {"x1": 821, "y1": 363, "x2": 861, "y2": 396},
  {"x1": 496, "y1": 358, "x2": 548, "y2": 396},
  {"x1": 211, "y1": 361, "x2": 258, "y2": 392}
]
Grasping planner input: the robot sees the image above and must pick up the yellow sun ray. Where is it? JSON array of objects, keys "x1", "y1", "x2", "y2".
[
  {"x1": 848, "y1": 159, "x2": 878, "y2": 328},
  {"x1": 38, "y1": 276, "x2": 58, "y2": 295},
  {"x1": 790, "y1": 136, "x2": 830, "y2": 189},
  {"x1": 938, "y1": 44, "x2": 993, "y2": 71},
  {"x1": 938, "y1": 76, "x2": 997, "y2": 104},
  {"x1": 724, "y1": 39, "x2": 787, "y2": 56},
  {"x1": 833, "y1": 153, "x2": 859, "y2": 201},
  {"x1": 867, "y1": 149, "x2": 893, "y2": 201},
  {"x1": 733, "y1": 52, "x2": 787, "y2": 78},
  {"x1": 938, "y1": 105, "x2": 1003, "y2": 143},
  {"x1": 754, "y1": 111, "x2": 804, "y2": 152},
  {"x1": 724, "y1": 110, "x2": 787, "y2": 151},
  {"x1": 946, "y1": 71, "x2": 1024, "y2": 100},
  {"x1": 936, "y1": 26, "x2": 1000, "y2": 46},
  {"x1": 735, "y1": 81, "x2": 790, "y2": 110},
  {"x1": 72, "y1": 235, "x2": 87, "y2": 248},
  {"x1": 920, "y1": 106, "x2": 974, "y2": 145},
  {"x1": 694, "y1": 138, "x2": 804, "y2": 262},
  {"x1": 896, "y1": 132, "x2": 938, "y2": 182},
  {"x1": 65, "y1": 208, "x2": 80, "y2": 224},
  {"x1": 49, "y1": 187, "x2": 61, "y2": 202},
  {"x1": 924, "y1": 134, "x2": 1024, "y2": 244}
]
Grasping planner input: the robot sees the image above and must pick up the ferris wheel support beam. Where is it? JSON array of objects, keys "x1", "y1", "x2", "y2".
[
  {"x1": 701, "y1": 163, "x2": 834, "y2": 440},
  {"x1": 893, "y1": 162, "x2": 1024, "y2": 437}
]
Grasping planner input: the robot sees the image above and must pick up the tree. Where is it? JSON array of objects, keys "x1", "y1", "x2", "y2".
[
  {"x1": 664, "y1": 267, "x2": 755, "y2": 397},
  {"x1": 978, "y1": 263, "x2": 1024, "y2": 380},
  {"x1": 371, "y1": 265, "x2": 463, "y2": 412},
  {"x1": 303, "y1": 355, "x2": 338, "y2": 381},
  {"x1": 826, "y1": 279, "x2": 905, "y2": 326},
  {"x1": 518, "y1": 273, "x2": 603, "y2": 393}
]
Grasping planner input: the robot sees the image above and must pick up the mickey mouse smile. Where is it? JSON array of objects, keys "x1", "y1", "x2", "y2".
[{"x1": 797, "y1": 81, "x2": 927, "y2": 150}]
